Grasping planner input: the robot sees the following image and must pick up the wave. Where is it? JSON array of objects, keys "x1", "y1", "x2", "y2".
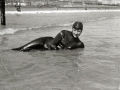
[
  {"x1": 0, "y1": 27, "x2": 41, "y2": 35},
  {"x1": 6, "y1": 10, "x2": 120, "y2": 14},
  {"x1": 84, "y1": 16, "x2": 120, "y2": 23},
  {"x1": 0, "y1": 16, "x2": 120, "y2": 36},
  {"x1": 0, "y1": 28, "x2": 18, "y2": 35},
  {"x1": 0, "y1": 22, "x2": 73, "y2": 35}
]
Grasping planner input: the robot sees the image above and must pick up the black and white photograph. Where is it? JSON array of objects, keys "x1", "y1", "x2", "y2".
[{"x1": 0, "y1": 0, "x2": 120, "y2": 90}]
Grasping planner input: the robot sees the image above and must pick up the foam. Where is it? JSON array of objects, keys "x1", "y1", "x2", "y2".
[
  {"x1": 0, "y1": 25, "x2": 56, "y2": 35},
  {"x1": 6, "y1": 10, "x2": 120, "y2": 14},
  {"x1": 0, "y1": 28, "x2": 18, "y2": 35}
]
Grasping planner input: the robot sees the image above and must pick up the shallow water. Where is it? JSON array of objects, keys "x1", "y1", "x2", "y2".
[
  {"x1": 0, "y1": 11, "x2": 120, "y2": 90},
  {"x1": 0, "y1": 10, "x2": 120, "y2": 35}
]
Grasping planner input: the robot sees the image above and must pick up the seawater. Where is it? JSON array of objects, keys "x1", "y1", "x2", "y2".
[
  {"x1": 0, "y1": 10, "x2": 120, "y2": 90},
  {"x1": 0, "y1": 10, "x2": 120, "y2": 35}
]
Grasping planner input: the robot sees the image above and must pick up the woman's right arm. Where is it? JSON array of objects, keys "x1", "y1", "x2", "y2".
[{"x1": 50, "y1": 32, "x2": 63, "y2": 50}]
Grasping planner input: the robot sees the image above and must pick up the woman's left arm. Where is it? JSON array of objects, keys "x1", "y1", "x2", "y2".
[{"x1": 67, "y1": 41, "x2": 84, "y2": 49}]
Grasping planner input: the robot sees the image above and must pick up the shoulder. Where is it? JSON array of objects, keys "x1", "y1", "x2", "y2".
[
  {"x1": 76, "y1": 38, "x2": 85, "y2": 48},
  {"x1": 61, "y1": 30, "x2": 72, "y2": 35},
  {"x1": 80, "y1": 41, "x2": 85, "y2": 48}
]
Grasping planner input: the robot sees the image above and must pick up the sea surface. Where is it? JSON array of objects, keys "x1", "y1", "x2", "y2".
[{"x1": 0, "y1": 10, "x2": 120, "y2": 90}]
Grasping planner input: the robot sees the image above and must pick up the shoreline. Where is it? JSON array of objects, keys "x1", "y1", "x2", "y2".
[
  {"x1": 5, "y1": 5, "x2": 120, "y2": 12},
  {"x1": 5, "y1": 9, "x2": 120, "y2": 14}
]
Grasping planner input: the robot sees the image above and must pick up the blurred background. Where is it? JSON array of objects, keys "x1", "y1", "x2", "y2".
[{"x1": 3, "y1": 0, "x2": 120, "y2": 9}]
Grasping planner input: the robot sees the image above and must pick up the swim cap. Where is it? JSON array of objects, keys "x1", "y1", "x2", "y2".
[{"x1": 72, "y1": 21, "x2": 83, "y2": 31}]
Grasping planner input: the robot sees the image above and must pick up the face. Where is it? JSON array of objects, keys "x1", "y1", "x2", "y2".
[{"x1": 72, "y1": 28, "x2": 82, "y2": 38}]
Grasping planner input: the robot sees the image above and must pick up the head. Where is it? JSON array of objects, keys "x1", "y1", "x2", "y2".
[{"x1": 72, "y1": 21, "x2": 83, "y2": 38}]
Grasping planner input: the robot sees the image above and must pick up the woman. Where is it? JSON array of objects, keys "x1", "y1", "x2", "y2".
[
  {"x1": 50, "y1": 21, "x2": 84, "y2": 50},
  {"x1": 12, "y1": 21, "x2": 84, "y2": 51}
]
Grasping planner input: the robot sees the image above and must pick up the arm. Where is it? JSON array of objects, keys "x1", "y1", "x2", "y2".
[
  {"x1": 67, "y1": 41, "x2": 84, "y2": 49},
  {"x1": 50, "y1": 32, "x2": 63, "y2": 50}
]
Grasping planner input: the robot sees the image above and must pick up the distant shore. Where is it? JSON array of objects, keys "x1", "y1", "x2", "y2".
[
  {"x1": 6, "y1": 5, "x2": 120, "y2": 11},
  {"x1": 5, "y1": 4, "x2": 120, "y2": 15}
]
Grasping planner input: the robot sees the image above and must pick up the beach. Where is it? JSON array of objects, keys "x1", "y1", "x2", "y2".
[{"x1": 0, "y1": 9, "x2": 120, "y2": 90}]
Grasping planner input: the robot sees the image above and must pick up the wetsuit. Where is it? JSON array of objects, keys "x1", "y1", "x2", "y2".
[
  {"x1": 12, "y1": 30, "x2": 84, "y2": 51},
  {"x1": 51, "y1": 30, "x2": 84, "y2": 50},
  {"x1": 12, "y1": 37, "x2": 54, "y2": 51}
]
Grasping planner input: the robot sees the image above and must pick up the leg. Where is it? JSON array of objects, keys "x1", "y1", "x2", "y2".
[
  {"x1": 12, "y1": 38, "x2": 44, "y2": 51},
  {"x1": 12, "y1": 37, "x2": 54, "y2": 51}
]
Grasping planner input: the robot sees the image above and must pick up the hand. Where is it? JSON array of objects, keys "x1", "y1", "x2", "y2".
[{"x1": 50, "y1": 44, "x2": 58, "y2": 50}]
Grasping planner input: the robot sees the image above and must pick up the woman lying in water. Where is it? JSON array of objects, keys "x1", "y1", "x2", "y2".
[{"x1": 12, "y1": 21, "x2": 84, "y2": 51}]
